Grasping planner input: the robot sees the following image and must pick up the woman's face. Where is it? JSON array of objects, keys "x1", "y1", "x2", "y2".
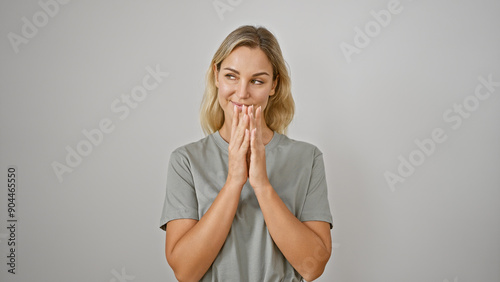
[{"x1": 215, "y1": 46, "x2": 277, "y2": 123}]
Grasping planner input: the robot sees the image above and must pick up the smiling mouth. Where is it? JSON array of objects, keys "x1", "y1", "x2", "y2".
[{"x1": 231, "y1": 101, "x2": 251, "y2": 109}]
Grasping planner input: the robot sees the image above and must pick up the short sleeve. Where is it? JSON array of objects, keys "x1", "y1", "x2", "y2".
[
  {"x1": 299, "y1": 148, "x2": 333, "y2": 229},
  {"x1": 159, "y1": 149, "x2": 199, "y2": 231}
]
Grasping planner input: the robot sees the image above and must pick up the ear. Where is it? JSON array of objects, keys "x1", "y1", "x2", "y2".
[
  {"x1": 270, "y1": 75, "x2": 279, "y2": 96},
  {"x1": 213, "y1": 63, "x2": 219, "y2": 88}
]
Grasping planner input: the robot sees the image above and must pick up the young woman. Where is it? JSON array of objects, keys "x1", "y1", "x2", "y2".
[{"x1": 159, "y1": 25, "x2": 333, "y2": 281}]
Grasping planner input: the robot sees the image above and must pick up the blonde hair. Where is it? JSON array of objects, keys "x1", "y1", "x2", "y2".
[{"x1": 200, "y1": 25, "x2": 294, "y2": 135}]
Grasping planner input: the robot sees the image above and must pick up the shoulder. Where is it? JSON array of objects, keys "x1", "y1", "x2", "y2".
[
  {"x1": 169, "y1": 134, "x2": 218, "y2": 162},
  {"x1": 273, "y1": 133, "x2": 323, "y2": 159},
  {"x1": 172, "y1": 134, "x2": 213, "y2": 153}
]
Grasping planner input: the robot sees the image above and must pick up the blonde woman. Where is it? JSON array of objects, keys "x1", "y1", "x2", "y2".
[{"x1": 160, "y1": 25, "x2": 333, "y2": 281}]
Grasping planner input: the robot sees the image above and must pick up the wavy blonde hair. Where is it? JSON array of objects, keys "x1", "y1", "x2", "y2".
[{"x1": 200, "y1": 25, "x2": 294, "y2": 135}]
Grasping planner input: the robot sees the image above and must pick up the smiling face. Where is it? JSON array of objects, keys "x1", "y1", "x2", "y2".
[{"x1": 215, "y1": 46, "x2": 277, "y2": 128}]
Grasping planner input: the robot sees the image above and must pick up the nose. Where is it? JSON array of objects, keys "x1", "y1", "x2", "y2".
[{"x1": 236, "y1": 79, "x2": 250, "y2": 99}]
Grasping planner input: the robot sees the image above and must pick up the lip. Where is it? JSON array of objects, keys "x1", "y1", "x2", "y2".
[{"x1": 231, "y1": 101, "x2": 251, "y2": 109}]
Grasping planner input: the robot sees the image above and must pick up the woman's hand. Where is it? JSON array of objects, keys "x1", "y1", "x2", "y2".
[
  {"x1": 226, "y1": 105, "x2": 251, "y2": 188},
  {"x1": 248, "y1": 106, "x2": 271, "y2": 190}
]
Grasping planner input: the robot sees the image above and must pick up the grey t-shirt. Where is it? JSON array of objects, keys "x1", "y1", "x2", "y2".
[{"x1": 159, "y1": 131, "x2": 333, "y2": 281}]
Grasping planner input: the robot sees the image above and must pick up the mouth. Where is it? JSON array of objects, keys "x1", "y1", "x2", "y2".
[{"x1": 231, "y1": 101, "x2": 251, "y2": 109}]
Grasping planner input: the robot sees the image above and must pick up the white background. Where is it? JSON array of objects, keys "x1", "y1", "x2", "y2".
[{"x1": 1, "y1": 0, "x2": 499, "y2": 281}]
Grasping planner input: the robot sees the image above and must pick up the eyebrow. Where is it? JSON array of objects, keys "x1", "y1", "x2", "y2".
[{"x1": 223, "y1": 67, "x2": 270, "y2": 77}]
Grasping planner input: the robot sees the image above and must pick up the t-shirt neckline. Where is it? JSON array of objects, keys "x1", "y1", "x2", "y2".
[{"x1": 213, "y1": 130, "x2": 281, "y2": 153}]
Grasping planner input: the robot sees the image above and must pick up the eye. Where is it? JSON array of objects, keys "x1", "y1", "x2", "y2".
[
  {"x1": 252, "y1": 79, "x2": 264, "y2": 85},
  {"x1": 225, "y1": 74, "x2": 236, "y2": 80}
]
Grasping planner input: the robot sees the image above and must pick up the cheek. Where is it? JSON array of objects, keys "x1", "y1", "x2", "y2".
[
  {"x1": 217, "y1": 85, "x2": 232, "y2": 111},
  {"x1": 255, "y1": 89, "x2": 272, "y2": 103},
  {"x1": 217, "y1": 82, "x2": 234, "y2": 99}
]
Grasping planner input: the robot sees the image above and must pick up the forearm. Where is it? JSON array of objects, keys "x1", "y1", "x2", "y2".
[
  {"x1": 168, "y1": 182, "x2": 241, "y2": 281},
  {"x1": 254, "y1": 184, "x2": 331, "y2": 281}
]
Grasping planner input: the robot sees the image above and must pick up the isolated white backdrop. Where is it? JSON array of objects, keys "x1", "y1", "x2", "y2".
[{"x1": 1, "y1": 0, "x2": 499, "y2": 281}]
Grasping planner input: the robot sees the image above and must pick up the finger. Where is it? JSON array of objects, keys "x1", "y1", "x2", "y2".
[
  {"x1": 239, "y1": 105, "x2": 250, "y2": 131},
  {"x1": 249, "y1": 105, "x2": 256, "y2": 133},
  {"x1": 250, "y1": 128, "x2": 257, "y2": 152},
  {"x1": 231, "y1": 105, "x2": 250, "y2": 149},
  {"x1": 241, "y1": 128, "x2": 250, "y2": 152},
  {"x1": 233, "y1": 113, "x2": 248, "y2": 146},
  {"x1": 255, "y1": 106, "x2": 262, "y2": 126},
  {"x1": 241, "y1": 105, "x2": 248, "y2": 120},
  {"x1": 230, "y1": 105, "x2": 239, "y2": 142},
  {"x1": 255, "y1": 106, "x2": 263, "y2": 142}
]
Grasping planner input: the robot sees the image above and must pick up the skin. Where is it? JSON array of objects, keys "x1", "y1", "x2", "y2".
[{"x1": 165, "y1": 46, "x2": 332, "y2": 282}]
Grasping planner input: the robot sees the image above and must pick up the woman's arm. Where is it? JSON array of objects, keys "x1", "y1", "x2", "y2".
[
  {"x1": 164, "y1": 105, "x2": 250, "y2": 281},
  {"x1": 252, "y1": 185, "x2": 332, "y2": 281},
  {"x1": 248, "y1": 107, "x2": 332, "y2": 281},
  {"x1": 165, "y1": 181, "x2": 242, "y2": 281}
]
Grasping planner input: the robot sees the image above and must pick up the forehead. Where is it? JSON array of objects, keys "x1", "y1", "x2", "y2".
[{"x1": 221, "y1": 46, "x2": 273, "y2": 73}]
